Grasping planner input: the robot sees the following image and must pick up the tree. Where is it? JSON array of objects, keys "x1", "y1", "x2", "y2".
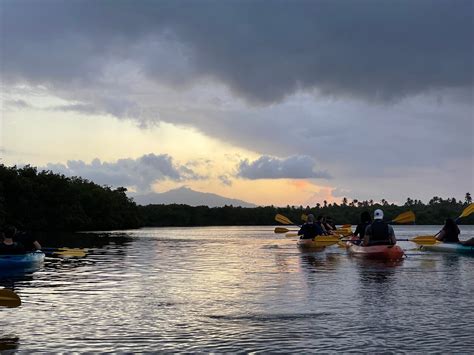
[{"x1": 465, "y1": 192, "x2": 472, "y2": 204}]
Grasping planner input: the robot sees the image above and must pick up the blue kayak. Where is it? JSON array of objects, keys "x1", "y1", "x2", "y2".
[
  {"x1": 421, "y1": 243, "x2": 474, "y2": 256},
  {"x1": 0, "y1": 251, "x2": 46, "y2": 268}
]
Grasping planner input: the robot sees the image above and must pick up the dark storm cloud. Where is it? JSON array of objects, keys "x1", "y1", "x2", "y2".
[
  {"x1": 1, "y1": 0, "x2": 472, "y2": 103},
  {"x1": 238, "y1": 155, "x2": 330, "y2": 179},
  {"x1": 43, "y1": 153, "x2": 203, "y2": 192}
]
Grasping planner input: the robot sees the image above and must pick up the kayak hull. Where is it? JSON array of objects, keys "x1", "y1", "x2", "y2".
[
  {"x1": 347, "y1": 243, "x2": 404, "y2": 261},
  {"x1": 0, "y1": 252, "x2": 46, "y2": 268},
  {"x1": 421, "y1": 243, "x2": 474, "y2": 255},
  {"x1": 297, "y1": 239, "x2": 325, "y2": 250}
]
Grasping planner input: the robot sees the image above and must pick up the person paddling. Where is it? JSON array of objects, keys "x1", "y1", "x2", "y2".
[
  {"x1": 362, "y1": 209, "x2": 397, "y2": 246},
  {"x1": 436, "y1": 218, "x2": 460, "y2": 243},
  {"x1": 323, "y1": 216, "x2": 337, "y2": 232},
  {"x1": 316, "y1": 215, "x2": 330, "y2": 235},
  {"x1": 436, "y1": 218, "x2": 474, "y2": 246},
  {"x1": 298, "y1": 214, "x2": 325, "y2": 240},
  {"x1": 0, "y1": 225, "x2": 26, "y2": 255},
  {"x1": 353, "y1": 211, "x2": 372, "y2": 244}
]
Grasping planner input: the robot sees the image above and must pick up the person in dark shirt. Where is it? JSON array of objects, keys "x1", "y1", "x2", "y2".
[
  {"x1": 436, "y1": 218, "x2": 460, "y2": 243},
  {"x1": 354, "y1": 211, "x2": 372, "y2": 240},
  {"x1": 14, "y1": 231, "x2": 41, "y2": 252},
  {"x1": 316, "y1": 215, "x2": 329, "y2": 235},
  {"x1": 363, "y1": 209, "x2": 396, "y2": 246},
  {"x1": 0, "y1": 225, "x2": 26, "y2": 254},
  {"x1": 298, "y1": 214, "x2": 325, "y2": 239},
  {"x1": 323, "y1": 216, "x2": 337, "y2": 232}
]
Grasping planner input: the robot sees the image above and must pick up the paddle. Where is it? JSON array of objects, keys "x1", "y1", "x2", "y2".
[
  {"x1": 274, "y1": 227, "x2": 295, "y2": 234},
  {"x1": 456, "y1": 203, "x2": 474, "y2": 221},
  {"x1": 275, "y1": 214, "x2": 300, "y2": 226},
  {"x1": 42, "y1": 248, "x2": 87, "y2": 258},
  {"x1": 0, "y1": 289, "x2": 21, "y2": 308},
  {"x1": 390, "y1": 210, "x2": 415, "y2": 224}
]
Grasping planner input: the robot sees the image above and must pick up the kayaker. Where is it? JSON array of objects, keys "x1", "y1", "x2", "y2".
[
  {"x1": 0, "y1": 225, "x2": 26, "y2": 254},
  {"x1": 316, "y1": 215, "x2": 329, "y2": 235},
  {"x1": 298, "y1": 214, "x2": 325, "y2": 239},
  {"x1": 14, "y1": 231, "x2": 42, "y2": 251},
  {"x1": 362, "y1": 209, "x2": 396, "y2": 246},
  {"x1": 324, "y1": 216, "x2": 337, "y2": 232},
  {"x1": 354, "y1": 211, "x2": 372, "y2": 240},
  {"x1": 436, "y1": 218, "x2": 460, "y2": 243}
]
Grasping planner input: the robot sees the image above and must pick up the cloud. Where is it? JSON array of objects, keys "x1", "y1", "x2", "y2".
[
  {"x1": 218, "y1": 175, "x2": 233, "y2": 186},
  {"x1": 238, "y1": 155, "x2": 330, "y2": 180},
  {"x1": 42, "y1": 153, "x2": 203, "y2": 192},
  {"x1": 1, "y1": 1, "x2": 472, "y2": 203},
  {"x1": 3, "y1": 99, "x2": 33, "y2": 110},
  {"x1": 1, "y1": 0, "x2": 472, "y2": 104}
]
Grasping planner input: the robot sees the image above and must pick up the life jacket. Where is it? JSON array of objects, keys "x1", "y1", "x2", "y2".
[{"x1": 367, "y1": 220, "x2": 391, "y2": 246}]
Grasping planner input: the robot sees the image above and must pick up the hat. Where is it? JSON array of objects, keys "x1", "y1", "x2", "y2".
[
  {"x1": 374, "y1": 209, "x2": 384, "y2": 220},
  {"x1": 307, "y1": 214, "x2": 315, "y2": 222}
]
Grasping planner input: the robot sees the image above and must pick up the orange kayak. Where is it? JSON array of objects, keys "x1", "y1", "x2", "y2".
[{"x1": 346, "y1": 242, "x2": 404, "y2": 261}]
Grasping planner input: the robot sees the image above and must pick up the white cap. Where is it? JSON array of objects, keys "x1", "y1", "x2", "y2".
[{"x1": 374, "y1": 209, "x2": 384, "y2": 220}]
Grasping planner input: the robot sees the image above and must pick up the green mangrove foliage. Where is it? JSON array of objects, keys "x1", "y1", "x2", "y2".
[
  {"x1": 0, "y1": 164, "x2": 141, "y2": 231},
  {"x1": 1, "y1": 164, "x2": 472, "y2": 231}
]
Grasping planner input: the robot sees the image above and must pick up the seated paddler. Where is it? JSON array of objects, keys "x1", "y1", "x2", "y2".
[{"x1": 298, "y1": 214, "x2": 324, "y2": 240}]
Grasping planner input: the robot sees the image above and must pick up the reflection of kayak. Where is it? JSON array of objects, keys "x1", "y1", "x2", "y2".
[
  {"x1": 0, "y1": 251, "x2": 45, "y2": 268},
  {"x1": 346, "y1": 243, "x2": 404, "y2": 261},
  {"x1": 421, "y1": 243, "x2": 474, "y2": 255}
]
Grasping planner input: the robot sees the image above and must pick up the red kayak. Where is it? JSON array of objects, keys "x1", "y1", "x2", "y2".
[{"x1": 346, "y1": 242, "x2": 404, "y2": 261}]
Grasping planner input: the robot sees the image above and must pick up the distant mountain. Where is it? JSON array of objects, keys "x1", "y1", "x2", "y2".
[{"x1": 130, "y1": 186, "x2": 257, "y2": 207}]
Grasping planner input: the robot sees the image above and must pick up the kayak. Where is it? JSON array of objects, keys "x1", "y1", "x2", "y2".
[
  {"x1": 0, "y1": 251, "x2": 45, "y2": 268},
  {"x1": 421, "y1": 243, "x2": 474, "y2": 256},
  {"x1": 346, "y1": 242, "x2": 404, "y2": 261},
  {"x1": 334, "y1": 228, "x2": 352, "y2": 237},
  {"x1": 297, "y1": 238, "x2": 326, "y2": 250}
]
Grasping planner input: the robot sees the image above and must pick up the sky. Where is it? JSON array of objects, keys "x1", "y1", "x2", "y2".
[{"x1": 1, "y1": 0, "x2": 473, "y2": 207}]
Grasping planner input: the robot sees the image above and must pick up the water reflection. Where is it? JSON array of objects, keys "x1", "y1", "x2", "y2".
[
  {"x1": 0, "y1": 336, "x2": 20, "y2": 351},
  {"x1": 0, "y1": 226, "x2": 473, "y2": 352}
]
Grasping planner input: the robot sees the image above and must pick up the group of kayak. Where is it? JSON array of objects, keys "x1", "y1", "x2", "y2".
[{"x1": 290, "y1": 207, "x2": 474, "y2": 261}]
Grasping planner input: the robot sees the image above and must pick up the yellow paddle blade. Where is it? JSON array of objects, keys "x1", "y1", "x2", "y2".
[
  {"x1": 275, "y1": 214, "x2": 294, "y2": 225},
  {"x1": 53, "y1": 250, "x2": 87, "y2": 258},
  {"x1": 0, "y1": 289, "x2": 21, "y2": 308},
  {"x1": 311, "y1": 236, "x2": 341, "y2": 247},
  {"x1": 301, "y1": 214, "x2": 308, "y2": 222},
  {"x1": 410, "y1": 235, "x2": 438, "y2": 245},
  {"x1": 391, "y1": 211, "x2": 415, "y2": 224},
  {"x1": 274, "y1": 227, "x2": 290, "y2": 234},
  {"x1": 459, "y1": 203, "x2": 474, "y2": 219},
  {"x1": 286, "y1": 232, "x2": 298, "y2": 238}
]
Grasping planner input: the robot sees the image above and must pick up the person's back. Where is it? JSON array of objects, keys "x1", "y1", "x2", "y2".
[
  {"x1": 363, "y1": 209, "x2": 396, "y2": 246},
  {"x1": 437, "y1": 218, "x2": 460, "y2": 243},
  {"x1": 298, "y1": 214, "x2": 324, "y2": 239},
  {"x1": 14, "y1": 232, "x2": 41, "y2": 252},
  {"x1": 316, "y1": 215, "x2": 329, "y2": 235},
  {"x1": 354, "y1": 211, "x2": 372, "y2": 239},
  {"x1": 0, "y1": 225, "x2": 26, "y2": 255}
]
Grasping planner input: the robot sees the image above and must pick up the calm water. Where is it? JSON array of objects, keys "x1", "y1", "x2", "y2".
[{"x1": 1, "y1": 225, "x2": 473, "y2": 352}]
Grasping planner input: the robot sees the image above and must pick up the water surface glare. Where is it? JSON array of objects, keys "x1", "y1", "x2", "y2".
[{"x1": 1, "y1": 226, "x2": 473, "y2": 352}]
